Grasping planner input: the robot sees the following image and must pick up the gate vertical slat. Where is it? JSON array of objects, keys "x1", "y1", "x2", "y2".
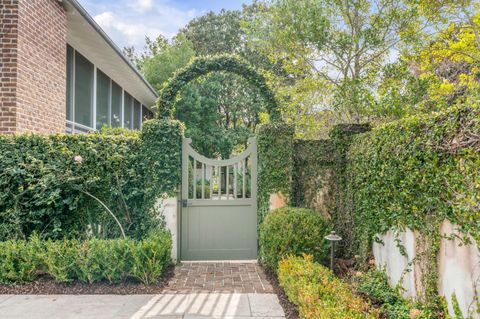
[
  {"x1": 233, "y1": 163, "x2": 237, "y2": 199},
  {"x1": 218, "y1": 166, "x2": 221, "y2": 199},
  {"x1": 242, "y1": 159, "x2": 246, "y2": 199},
  {"x1": 201, "y1": 163, "x2": 205, "y2": 199},
  {"x1": 210, "y1": 165, "x2": 213, "y2": 199},
  {"x1": 193, "y1": 159, "x2": 197, "y2": 199},
  {"x1": 226, "y1": 166, "x2": 230, "y2": 199}
]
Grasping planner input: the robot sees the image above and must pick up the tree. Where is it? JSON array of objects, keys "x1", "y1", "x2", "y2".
[
  {"x1": 377, "y1": 11, "x2": 480, "y2": 117},
  {"x1": 173, "y1": 8, "x2": 275, "y2": 158},
  {"x1": 246, "y1": 0, "x2": 426, "y2": 124}
]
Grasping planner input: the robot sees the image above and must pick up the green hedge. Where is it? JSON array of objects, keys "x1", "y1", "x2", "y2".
[
  {"x1": 0, "y1": 120, "x2": 183, "y2": 241},
  {"x1": 257, "y1": 122, "x2": 295, "y2": 223},
  {"x1": 0, "y1": 230, "x2": 172, "y2": 285},
  {"x1": 259, "y1": 207, "x2": 330, "y2": 270},
  {"x1": 278, "y1": 255, "x2": 379, "y2": 319}
]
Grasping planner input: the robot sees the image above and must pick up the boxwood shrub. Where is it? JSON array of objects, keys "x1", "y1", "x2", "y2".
[
  {"x1": 0, "y1": 230, "x2": 172, "y2": 285},
  {"x1": 259, "y1": 207, "x2": 330, "y2": 270},
  {"x1": 278, "y1": 254, "x2": 379, "y2": 319}
]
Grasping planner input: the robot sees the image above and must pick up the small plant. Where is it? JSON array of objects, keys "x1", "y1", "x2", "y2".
[
  {"x1": 354, "y1": 268, "x2": 442, "y2": 319},
  {"x1": 259, "y1": 207, "x2": 330, "y2": 270},
  {"x1": 0, "y1": 234, "x2": 43, "y2": 283},
  {"x1": 278, "y1": 254, "x2": 379, "y2": 319}
]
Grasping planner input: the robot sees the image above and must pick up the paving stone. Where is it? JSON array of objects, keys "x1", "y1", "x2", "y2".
[
  {"x1": 161, "y1": 262, "x2": 273, "y2": 294},
  {"x1": 247, "y1": 294, "x2": 285, "y2": 318}
]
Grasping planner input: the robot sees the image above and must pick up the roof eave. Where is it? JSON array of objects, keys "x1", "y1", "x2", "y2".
[{"x1": 64, "y1": 0, "x2": 158, "y2": 99}]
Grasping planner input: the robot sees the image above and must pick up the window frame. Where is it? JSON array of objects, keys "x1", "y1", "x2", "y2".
[{"x1": 66, "y1": 45, "x2": 151, "y2": 133}]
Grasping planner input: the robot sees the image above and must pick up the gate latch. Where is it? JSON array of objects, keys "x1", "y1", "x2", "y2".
[{"x1": 181, "y1": 199, "x2": 190, "y2": 207}]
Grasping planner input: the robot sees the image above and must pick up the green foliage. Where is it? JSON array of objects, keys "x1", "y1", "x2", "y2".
[
  {"x1": 0, "y1": 120, "x2": 182, "y2": 241},
  {"x1": 175, "y1": 72, "x2": 264, "y2": 158},
  {"x1": 259, "y1": 207, "x2": 330, "y2": 270},
  {"x1": 354, "y1": 268, "x2": 440, "y2": 318},
  {"x1": 0, "y1": 231, "x2": 172, "y2": 285},
  {"x1": 0, "y1": 234, "x2": 42, "y2": 283},
  {"x1": 139, "y1": 119, "x2": 184, "y2": 199},
  {"x1": 278, "y1": 254, "x2": 380, "y2": 319},
  {"x1": 142, "y1": 36, "x2": 196, "y2": 92},
  {"x1": 328, "y1": 124, "x2": 371, "y2": 256},
  {"x1": 257, "y1": 122, "x2": 295, "y2": 222},
  {"x1": 292, "y1": 139, "x2": 335, "y2": 215},
  {"x1": 246, "y1": 0, "x2": 422, "y2": 126},
  {"x1": 157, "y1": 55, "x2": 280, "y2": 120},
  {"x1": 343, "y1": 105, "x2": 480, "y2": 311}
]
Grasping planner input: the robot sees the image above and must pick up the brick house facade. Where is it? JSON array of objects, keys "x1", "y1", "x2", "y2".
[{"x1": 0, "y1": 0, "x2": 157, "y2": 134}]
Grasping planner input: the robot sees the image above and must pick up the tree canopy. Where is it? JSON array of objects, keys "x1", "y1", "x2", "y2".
[{"x1": 126, "y1": 0, "x2": 480, "y2": 142}]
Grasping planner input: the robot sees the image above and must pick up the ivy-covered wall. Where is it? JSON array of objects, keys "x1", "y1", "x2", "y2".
[
  {"x1": 344, "y1": 105, "x2": 480, "y2": 308},
  {"x1": 347, "y1": 105, "x2": 480, "y2": 253},
  {"x1": 292, "y1": 139, "x2": 335, "y2": 218},
  {"x1": 0, "y1": 119, "x2": 183, "y2": 241},
  {"x1": 257, "y1": 122, "x2": 295, "y2": 223},
  {"x1": 290, "y1": 124, "x2": 370, "y2": 255}
]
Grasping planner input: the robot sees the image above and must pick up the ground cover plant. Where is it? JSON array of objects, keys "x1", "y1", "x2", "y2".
[
  {"x1": 353, "y1": 268, "x2": 441, "y2": 319},
  {"x1": 0, "y1": 230, "x2": 171, "y2": 285}
]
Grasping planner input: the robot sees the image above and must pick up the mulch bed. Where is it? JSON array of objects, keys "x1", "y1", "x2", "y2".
[
  {"x1": 0, "y1": 266, "x2": 174, "y2": 295},
  {"x1": 261, "y1": 264, "x2": 299, "y2": 319}
]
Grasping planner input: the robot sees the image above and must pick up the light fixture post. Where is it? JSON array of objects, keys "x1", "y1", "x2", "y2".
[{"x1": 324, "y1": 231, "x2": 342, "y2": 270}]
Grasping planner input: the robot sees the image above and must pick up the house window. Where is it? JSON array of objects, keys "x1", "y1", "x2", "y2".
[
  {"x1": 66, "y1": 45, "x2": 151, "y2": 132},
  {"x1": 133, "y1": 99, "x2": 141, "y2": 129},
  {"x1": 111, "y1": 81, "x2": 122, "y2": 128},
  {"x1": 96, "y1": 69, "x2": 110, "y2": 129},
  {"x1": 123, "y1": 93, "x2": 133, "y2": 129},
  {"x1": 74, "y1": 51, "x2": 94, "y2": 128}
]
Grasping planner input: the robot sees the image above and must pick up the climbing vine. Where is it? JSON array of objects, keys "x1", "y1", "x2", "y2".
[
  {"x1": 257, "y1": 122, "x2": 295, "y2": 224},
  {"x1": 345, "y1": 105, "x2": 480, "y2": 311},
  {"x1": 156, "y1": 55, "x2": 280, "y2": 120}
]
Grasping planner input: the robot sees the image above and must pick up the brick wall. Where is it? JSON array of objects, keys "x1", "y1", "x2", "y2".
[
  {"x1": 0, "y1": 0, "x2": 19, "y2": 133},
  {"x1": 0, "y1": 0, "x2": 67, "y2": 134}
]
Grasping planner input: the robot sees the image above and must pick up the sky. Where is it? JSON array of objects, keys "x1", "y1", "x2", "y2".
[{"x1": 77, "y1": 0, "x2": 251, "y2": 50}]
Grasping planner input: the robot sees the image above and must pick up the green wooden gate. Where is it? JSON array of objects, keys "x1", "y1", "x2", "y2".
[{"x1": 180, "y1": 137, "x2": 257, "y2": 260}]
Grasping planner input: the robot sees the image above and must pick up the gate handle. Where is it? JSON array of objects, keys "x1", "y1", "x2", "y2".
[{"x1": 181, "y1": 199, "x2": 191, "y2": 207}]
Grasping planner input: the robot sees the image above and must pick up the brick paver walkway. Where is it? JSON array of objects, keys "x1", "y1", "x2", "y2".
[{"x1": 163, "y1": 261, "x2": 274, "y2": 293}]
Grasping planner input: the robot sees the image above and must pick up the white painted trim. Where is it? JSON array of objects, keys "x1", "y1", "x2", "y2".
[
  {"x1": 121, "y1": 88, "x2": 125, "y2": 128},
  {"x1": 92, "y1": 65, "x2": 97, "y2": 129}
]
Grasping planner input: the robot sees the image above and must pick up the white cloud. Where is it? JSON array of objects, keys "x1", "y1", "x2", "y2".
[
  {"x1": 129, "y1": 0, "x2": 154, "y2": 13},
  {"x1": 91, "y1": 1, "x2": 198, "y2": 49}
]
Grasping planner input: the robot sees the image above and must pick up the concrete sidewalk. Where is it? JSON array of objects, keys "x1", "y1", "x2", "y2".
[{"x1": 0, "y1": 293, "x2": 285, "y2": 319}]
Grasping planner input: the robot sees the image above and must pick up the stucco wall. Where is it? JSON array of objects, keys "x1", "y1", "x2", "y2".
[
  {"x1": 158, "y1": 197, "x2": 178, "y2": 261},
  {"x1": 373, "y1": 220, "x2": 480, "y2": 318}
]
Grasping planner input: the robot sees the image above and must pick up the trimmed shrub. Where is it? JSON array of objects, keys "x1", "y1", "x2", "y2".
[
  {"x1": 0, "y1": 230, "x2": 172, "y2": 284},
  {"x1": 259, "y1": 207, "x2": 330, "y2": 270},
  {"x1": 278, "y1": 254, "x2": 379, "y2": 319}
]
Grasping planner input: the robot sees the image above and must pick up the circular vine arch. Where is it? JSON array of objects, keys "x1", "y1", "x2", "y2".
[{"x1": 156, "y1": 55, "x2": 281, "y2": 120}]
